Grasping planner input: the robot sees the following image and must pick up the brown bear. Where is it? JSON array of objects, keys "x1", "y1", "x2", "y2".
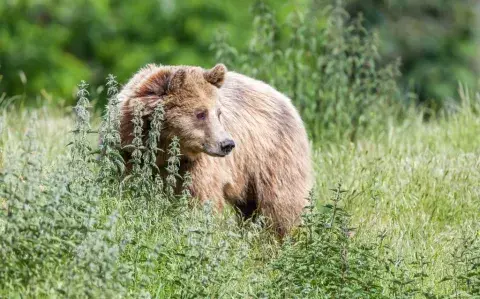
[{"x1": 117, "y1": 63, "x2": 313, "y2": 236}]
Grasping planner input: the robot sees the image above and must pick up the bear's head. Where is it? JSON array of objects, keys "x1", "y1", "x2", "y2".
[{"x1": 119, "y1": 63, "x2": 235, "y2": 160}]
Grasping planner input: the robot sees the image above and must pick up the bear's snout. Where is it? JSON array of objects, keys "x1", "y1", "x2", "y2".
[
  {"x1": 220, "y1": 139, "x2": 235, "y2": 155},
  {"x1": 203, "y1": 138, "x2": 235, "y2": 157}
]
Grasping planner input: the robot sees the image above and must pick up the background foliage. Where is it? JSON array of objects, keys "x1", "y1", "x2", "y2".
[
  {"x1": 345, "y1": 0, "x2": 480, "y2": 106},
  {"x1": 0, "y1": 0, "x2": 479, "y2": 107},
  {"x1": 0, "y1": 0, "x2": 255, "y2": 106}
]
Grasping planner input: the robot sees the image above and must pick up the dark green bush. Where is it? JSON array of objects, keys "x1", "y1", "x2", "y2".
[{"x1": 345, "y1": 0, "x2": 480, "y2": 105}]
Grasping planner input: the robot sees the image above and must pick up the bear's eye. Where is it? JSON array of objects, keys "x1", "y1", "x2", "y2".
[
  {"x1": 196, "y1": 110, "x2": 207, "y2": 120},
  {"x1": 146, "y1": 90, "x2": 156, "y2": 96}
]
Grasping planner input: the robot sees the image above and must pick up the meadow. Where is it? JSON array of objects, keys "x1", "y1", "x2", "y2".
[{"x1": 1, "y1": 2, "x2": 479, "y2": 298}]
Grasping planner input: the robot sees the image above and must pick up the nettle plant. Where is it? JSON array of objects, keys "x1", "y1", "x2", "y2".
[
  {"x1": 264, "y1": 185, "x2": 386, "y2": 298},
  {"x1": 0, "y1": 75, "x2": 194, "y2": 296},
  {"x1": 0, "y1": 82, "x2": 119, "y2": 296}
]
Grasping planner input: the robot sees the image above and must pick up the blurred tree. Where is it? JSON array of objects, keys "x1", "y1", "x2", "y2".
[
  {"x1": 0, "y1": 0, "x2": 257, "y2": 106},
  {"x1": 344, "y1": 0, "x2": 479, "y2": 106}
]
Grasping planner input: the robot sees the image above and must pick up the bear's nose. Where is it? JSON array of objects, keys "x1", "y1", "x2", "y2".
[{"x1": 220, "y1": 139, "x2": 235, "y2": 155}]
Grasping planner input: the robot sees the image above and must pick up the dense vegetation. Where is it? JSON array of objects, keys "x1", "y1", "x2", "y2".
[
  {"x1": 0, "y1": 1, "x2": 479, "y2": 298},
  {"x1": 345, "y1": 0, "x2": 479, "y2": 104},
  {"x1": 1, "y1": 74, "x2": 479, "y2": 298}
]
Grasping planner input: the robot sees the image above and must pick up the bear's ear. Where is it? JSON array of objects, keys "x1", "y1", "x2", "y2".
[
  {"x1": 204, "y1": 64, "x2": 227, "y2": 88},
  {"x1": 167, "y1": 69, "x2": 186, "y2": 93}
]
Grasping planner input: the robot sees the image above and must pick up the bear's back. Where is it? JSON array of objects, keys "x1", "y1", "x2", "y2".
[{"x1": 219, "y1": 71, "x2": 309, "y2": 149}]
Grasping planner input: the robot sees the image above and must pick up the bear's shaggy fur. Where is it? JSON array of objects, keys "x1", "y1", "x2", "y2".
[{"x1": 118, "y1": 64, "x2": 313, "y2": 236}]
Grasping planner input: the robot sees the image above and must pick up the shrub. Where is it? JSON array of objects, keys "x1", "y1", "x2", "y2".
[{"x1": 265, "y1": 186, "x2": 385, "y2": 298}]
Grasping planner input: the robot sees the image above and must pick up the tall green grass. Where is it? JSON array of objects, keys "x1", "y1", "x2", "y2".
[{"x1": 0, "y1": 78, "x2": 478, "y2": 298}]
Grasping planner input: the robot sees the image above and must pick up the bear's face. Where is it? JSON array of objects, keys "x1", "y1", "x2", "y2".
[{"x1": 129, "y1": 64, "x2": 235, "y2": 159}]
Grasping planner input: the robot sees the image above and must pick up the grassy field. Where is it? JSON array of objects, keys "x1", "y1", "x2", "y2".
[{"x1": 0, "y1": 83, "x2": 478, "y2": 298}]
